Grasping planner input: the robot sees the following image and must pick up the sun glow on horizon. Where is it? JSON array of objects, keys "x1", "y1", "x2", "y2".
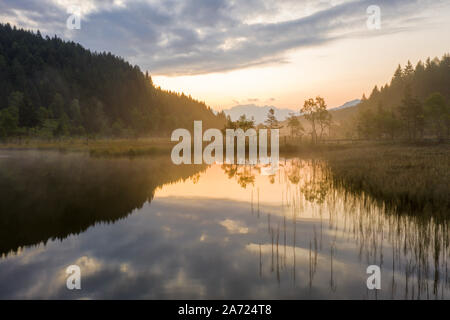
[{"x1": 153, "y1": 16, "x2": 450, "y2": 112}]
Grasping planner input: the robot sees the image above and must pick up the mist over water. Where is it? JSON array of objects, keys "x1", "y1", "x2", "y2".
[{"x1": 0, "y1": 151, "x2": 448, "y2": 299}]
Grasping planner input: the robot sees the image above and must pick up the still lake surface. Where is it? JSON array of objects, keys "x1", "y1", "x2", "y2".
[{"x1": 0, "y1": 150, "x2": 448, "y2": 299}]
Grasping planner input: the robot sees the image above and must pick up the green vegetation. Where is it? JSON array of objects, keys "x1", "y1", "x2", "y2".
[
  {"x1": 286, "y1": 113, "x2": 304, "y2": 139},
  {"x1": 317, "y1": 56, "x2": 450, "y2": 217},
  {"x1": 323, "y1": 143, "x2": 450, "y2": 217},
  {"x1": 86, "y1": 139, "x2": 174, "y2": 157},
  {"x1": 300, "y1": 96, "x2": 331, "y2": 143},
  {"x1": 0, "y1": 22, "x2": 448, "y2": 219},
  {"x1": 223, "y1": 114, "x2": 256, "y2": 132},
  {"x1": 0, "y1": 138, "x2": 175, "y2": 157},
  {"x1": 0, "y1": 23, "x2": 226, "y2": 141},
  {"x1": 264, "y1": 108, "x2": 282, "y2": 129},
  {"x1": 352, "y1": 56, "x2": 450, "y2": 141}
]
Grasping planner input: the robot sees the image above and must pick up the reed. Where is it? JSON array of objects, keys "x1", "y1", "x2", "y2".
[{"x1": 323, "y1": 143, "x2": 450, "y2": 217}]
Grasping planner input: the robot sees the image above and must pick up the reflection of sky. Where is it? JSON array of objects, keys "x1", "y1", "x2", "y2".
[
  {"x1": 0, "y1": 197, "x2": 365, "y2": 299},
  {"x1": 157, "y1": 164, "x2": 283, "y2": 203},
  {"x1": 0, "y1": 162, "x2": 448, "y2": 299}
]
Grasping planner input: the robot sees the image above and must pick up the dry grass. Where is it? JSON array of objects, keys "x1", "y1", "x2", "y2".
[
  {"x1": 0, "y1": 137, "x2": 175, "y2": 157},
  {"x1": 322, "y1": 143, "x2": 450, "y2": 216},
  {"x1": 2, "y1": 138, "x2": 449, "y2": 217}
]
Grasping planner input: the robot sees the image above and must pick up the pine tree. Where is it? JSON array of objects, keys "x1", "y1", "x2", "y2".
[
  {"x1": 264, "y1": 108, "x2": 281, "y2": 129},
  {"x1": 403, "y1": 60, "x2": 414, "y2": 77},
  {"x1": 425, "y1": 92, "x2": 449, "y2": 141}
]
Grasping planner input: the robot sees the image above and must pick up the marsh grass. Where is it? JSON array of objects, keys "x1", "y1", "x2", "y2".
[
  {"x1": 323, "y1": 143, "x2": 450, "y2": 217},
  {"x1": 0, "y1": 138, "x2": 175, "y2": 157},
  {"x1": 280, "y1": 141, "x2": 350, "y2": 154},
  {"x1": 2, "y1": 138, "x2": 449, "y2": 217}
]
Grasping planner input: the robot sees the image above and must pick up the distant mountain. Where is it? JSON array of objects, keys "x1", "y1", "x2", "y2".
[
  {"x1": 224, "y1": 99, "x2": 360, "y2": 125},
  {"x1": 223, "y1": 105, "x2": 296, "y2": 124},
  {"x1": 329, "y1": 99, "x2": 361, "y2": 111}
]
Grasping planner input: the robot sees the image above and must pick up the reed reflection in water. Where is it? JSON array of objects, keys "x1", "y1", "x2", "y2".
[
  {"x1": 222, "y1": 159, "x2": 450, "y2": 300},
  {"x1": 0, "y1": 151, "x2": 448, "y2": 299}
]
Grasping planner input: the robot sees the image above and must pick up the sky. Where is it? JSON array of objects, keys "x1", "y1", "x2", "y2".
[{"x1": 1, "y1": 0, "x2": 449, "y2": 111}]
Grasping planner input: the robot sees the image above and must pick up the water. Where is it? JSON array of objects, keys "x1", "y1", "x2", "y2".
[{"x1": 0, "y1": 150, "x2": 448, "y2": 299}]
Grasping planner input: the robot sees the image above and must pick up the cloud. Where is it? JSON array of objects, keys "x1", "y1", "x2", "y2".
[
  {"x1": 0, "y1": 196, "x2": 383, "y2": 299},
  {"x1": 0, "y1": 0, "x2": 447, "y2": 76},
  {"x1": 219, "y1": 219, "x2": 249, "y2": 234}
]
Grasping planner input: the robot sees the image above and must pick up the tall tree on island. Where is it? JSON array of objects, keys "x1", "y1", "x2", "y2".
[{"x1": 301, "y1": 96, "x2": 332, "y2": 144}]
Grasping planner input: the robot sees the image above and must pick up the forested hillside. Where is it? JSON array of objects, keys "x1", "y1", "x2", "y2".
[
  {"x1": 0, "y1": 23, "x2": 226, "y2": 139},
  {"x1": 352, "y1": 55, "x2": 450, "y2": 140}
]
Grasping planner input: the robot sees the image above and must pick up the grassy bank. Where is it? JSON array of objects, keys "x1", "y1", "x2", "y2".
[
  {"x1": 0, "y1": 136, "x2": 347, "y2": 157},
  {"x1": 2, "y1": 138, "x2": 449, "y2": 217},
  {"x1": 0, "y1": 138, "x2": 175, "y2": 157},
  {"x1": 322, "y1": 143, "x2": 450, "y2": 217}
]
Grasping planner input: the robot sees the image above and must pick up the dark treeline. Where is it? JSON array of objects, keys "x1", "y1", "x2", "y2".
[
  {"x1": 0, "y1": 23, "x2": 226, "y2": 139},
  {"x1": 0, "y1": 152, "x2": 206, "y2": 256},
  {"x1": 355, "y1": 55, "x2": 450, "y2": 141}
]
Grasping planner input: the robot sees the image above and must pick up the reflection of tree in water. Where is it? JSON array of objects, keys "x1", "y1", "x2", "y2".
[
  {"x1": 0, "y1": 152, "x2": 207, "y2": 256},
  {"x1": 235, "y1": 158, "x2": 450, "y2": 299},
  {"x1": 221, "y1": 164, "x2": 255, "y2": 189},
  {"x1": 222, "y1": 162, "x2": 290, "y2": 188},
  {"x1": 299, "y1": 160, "x2": 331, "y2": 205},
  {"x1": 190, "y1": 172, "x2": 201, "y2": 184},
  {"x1": 221, "y1": 159, "x2": 330, "y2": 204},
  {"x1": 286, "y1": 159, "x2": 302, "y2": 185},
  {"x1": 280, "y1": 159, "x2": 330, "y2": 205},
  {"x1": 222, "y1": 164, "x2": 238, "y2": 179}
]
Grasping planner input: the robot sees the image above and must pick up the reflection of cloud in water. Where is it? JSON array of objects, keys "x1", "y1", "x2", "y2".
[
  {"x1": 73, "y1": 256, "x2": 103, "y2": 276},
  {"x1": 220, "y1": 219, "x2": 249, "y2": 234},
  {"x1": 164, "y1": 270, "x2": 206, "y2": 298},
  {"x1": 0, "y1": 155, "x2": 449, "y2": 299},
  {"x1": 0, "y1": 197, "x2": 352, "y2": 299}
]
